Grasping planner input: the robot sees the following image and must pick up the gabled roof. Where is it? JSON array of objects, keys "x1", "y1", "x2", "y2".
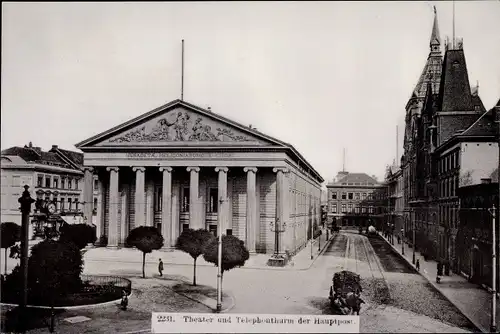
[
  {"x1": 327, "y1": 173, "x2": 379, "y2": 187},
  {"x1": 1, "y1": 145, "x2": 83, "y2": 170},
  {"x1": 437, "y1": 49, "x2": 473, "y2": 111},
  {"x1": 76, "y1": 99, "x2": 290, "y2": 148},
  {"x1": 459, "y1": 106, "x2": 497, "y2": 138}
]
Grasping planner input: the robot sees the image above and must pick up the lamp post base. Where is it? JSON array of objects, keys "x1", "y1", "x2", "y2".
[
  {"x1": 490, "y1": 325, "x2": 496, "y2": 333},
  {"x1": 412, "y1": 253, "x2": 416, "y2": 265},
  {"x1": 216, "y1": 303, "x2": 222, "y2": 313}
]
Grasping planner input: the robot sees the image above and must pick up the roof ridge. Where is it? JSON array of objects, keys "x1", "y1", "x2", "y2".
[{"x1": 459, "y1": 108, "x2": 492, "y2": 136}]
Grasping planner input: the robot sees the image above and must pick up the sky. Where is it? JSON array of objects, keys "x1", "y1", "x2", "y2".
[{"x1": 2, "y1": 1, "x2": 500, "y2": 185}]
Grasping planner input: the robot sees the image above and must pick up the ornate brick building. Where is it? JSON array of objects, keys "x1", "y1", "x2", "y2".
[{"x1": 401, "y1": 8, "x2": 498, "y2": 269}]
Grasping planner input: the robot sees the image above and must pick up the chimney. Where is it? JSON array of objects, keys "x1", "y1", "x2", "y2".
[
  {"x1": 336, "y1": 171, "x2": 349, "y2": 181},
  {"x1": 28, "y1": 141, "x2": 33, "y2": 148},
  {"x1": 52, "y1": 145, "x2": 58, "y2": 150},
  {"x1": 481, "y1": 178, "x2": 492, "y2": 184},
  {"x1": 207, "y1": 106, "x2": 211, "y2": 111}
]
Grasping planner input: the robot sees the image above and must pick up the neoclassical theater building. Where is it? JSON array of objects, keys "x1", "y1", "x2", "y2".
[{"x1": 76, "y1": 99, "x2": 323, "y2": 256}]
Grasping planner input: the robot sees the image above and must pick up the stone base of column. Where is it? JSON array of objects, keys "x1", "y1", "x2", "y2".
[
  {"x1": 106, "y1": 245, "x2": 119, "y2": 250},
  {"x1": 267, "y1": 253, "x2": 289, "y2": 267},
  {"x1": 161, "y1": 246, "x2": 175, "y2": 252}
]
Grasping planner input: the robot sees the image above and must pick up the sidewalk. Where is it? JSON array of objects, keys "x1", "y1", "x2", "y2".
[
  {"x1": 380, "y1": 234, "x2": 497, "y2": 333},
  {"x1": 83, "y1": 229, "x2": 334, "y2": 271}
]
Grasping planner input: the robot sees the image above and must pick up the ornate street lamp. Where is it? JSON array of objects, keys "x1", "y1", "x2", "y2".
[
  {"x1": 401, "y1": 227, "x2": 405, "y2": 255},
  {"x1": 17, "y1": 185, "x2": 35, "y2": 332},
  {"x1": 270, "y1": 218, "x2": 286, "y2": 257},
  {"x1": 488, "y1": 205, "x2": 497, "y2": 333}
]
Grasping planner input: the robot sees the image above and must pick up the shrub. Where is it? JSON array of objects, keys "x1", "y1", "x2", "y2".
[
  {"x1": 59, "y1": 223, "x2": 97, "y2": 249},
  {"x1": 1, "y1": 239, "x2": 83, "y2": 306},
  {"x1": 1, "y1": 222, "x2": 21, "y2": 274},
  {"x1": 176, "y1": 228, "x2": 215, "y2": 286},
  {"x1": 203, "y1": 235, "x2": 249, "y2": 278},
  {"x1": 126, "y1": 226, "x2": 164, "y2": 278}
]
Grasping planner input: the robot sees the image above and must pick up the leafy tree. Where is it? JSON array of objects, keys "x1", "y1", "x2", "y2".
[
  {"x1": 0, "y1": 222, "x2": 21, "y2": 274},
  {"x1": 2, "y1": 239, "x2": 83, "y2": 306},
  {"x1": 126, "y1": 226, "x2": 164, "y2": 278},
  {"x1": 176, "y1": 228, "x2": 215, "y2": 286},
  {"x1": 203, "y1": 235, "x2": 249, "y2": 297},
  {"x1": 59, "y1": 223, "x2": 97, "y2": 249}
]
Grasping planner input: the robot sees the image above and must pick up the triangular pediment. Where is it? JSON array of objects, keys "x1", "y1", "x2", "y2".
[{"x1": 76, "y1": 100, "x2": 286, "y2": 148}]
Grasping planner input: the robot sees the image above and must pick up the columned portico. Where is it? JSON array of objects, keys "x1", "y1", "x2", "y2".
[
  {"x1": 187, "y1": 166, "x2": 201, "y2": 229},
  {"x1": 83, "y1": 167, "x2": 94, "y2": 224},
  {"x1": 107, "y1": 166, "x2": 120, "y2": 248},
  {"x1": 244, "y1": 167, "x2": 258, "y2": 252},
  {"x1": 215, "y1": 167, "x2": 229, "y2": 234},
  {"x1": 160, "y1": 166, "x2": 173, "y2": 248},
  {"x1": 75, "y1": 99, "x2": 324, "y2": 261},
  {"x1": 133, "y1": 167, "x2": 146, "y2": 227}
]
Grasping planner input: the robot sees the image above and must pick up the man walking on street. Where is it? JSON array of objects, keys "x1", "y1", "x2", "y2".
[{"x1": 158, "y1": 258, "x2": 164, "y2": 277}]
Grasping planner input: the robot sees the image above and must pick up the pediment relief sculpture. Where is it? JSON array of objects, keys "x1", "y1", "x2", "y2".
[{"x1": 108, "y1": 110, "x2": 252, "y2": 143}]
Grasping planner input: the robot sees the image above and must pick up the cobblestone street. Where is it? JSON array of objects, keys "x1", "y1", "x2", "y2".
[{"x1": 59, "y1": 230, "x2": 477, "y2": 333}]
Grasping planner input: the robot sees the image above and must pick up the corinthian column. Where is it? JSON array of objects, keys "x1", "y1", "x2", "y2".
[
  {"x1": 244, "y1": 167, "x2": 258, "y2": 253},
  {"x1": 160, "y1": 166, "x2": 173, "y2": 248},
  {"x1": 187, "y1": 167, "x2": 201, "y2": 229},
  {"x1": 83, "y1": 167, "x2": 94, "y2": 225},
  {"x1": 132, "y1": 167, "x2": 146, "y2": 227},
  {"x1": 107, "y1": 167, "x2": 119, "y2": 248}
]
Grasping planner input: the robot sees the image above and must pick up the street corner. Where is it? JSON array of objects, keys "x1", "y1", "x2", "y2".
[{"x1": 170, "y1": 281, "x2": 236, "y2": 313}]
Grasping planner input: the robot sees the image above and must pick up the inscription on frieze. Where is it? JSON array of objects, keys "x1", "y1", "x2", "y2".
[{"x1": 126, "y1": 152, "x2": 234, "y2": 159}]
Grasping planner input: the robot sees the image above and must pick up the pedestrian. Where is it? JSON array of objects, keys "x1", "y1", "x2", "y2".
[
  {"x1": 158, "y1": 258, "x2": 164, "y2": 277},
  {"x1": 416, "y1": 259, "x2": 420, "y2": 271},
  {"x1": 121, "y1": 290, "x2": 128, "y2": 310}
]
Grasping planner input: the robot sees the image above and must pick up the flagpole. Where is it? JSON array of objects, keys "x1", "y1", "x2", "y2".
[{"x1": 181, "y1": 39, "x2": 185, "y2": 101}]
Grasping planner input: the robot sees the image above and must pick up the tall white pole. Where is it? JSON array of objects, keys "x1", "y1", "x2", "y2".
[
  {"x1": 492, "y1": 205, "x2": 497, "y2": 333},
  {"x1": 216, "y1": 197, "x2": 224, "y2": 312},
  {"x1": 310, "y1": 195, "x2": 314, "y2": 260}
]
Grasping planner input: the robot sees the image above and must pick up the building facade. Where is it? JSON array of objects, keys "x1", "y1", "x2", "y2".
[
  {"x1": 326, "y1": 171, "x2": 387, "y2": 229},
  {"x1": 457, "y1": 178, "x2": 499, "y2": 288},
  {"x1": 400, "y1": 8, "x2": 499, "y2": 270},
  {"x1": 1, "y1": 143, "x2": 100, "y2": 227},
  {"x1": 385, "y1": 165, "x2": 404, "y2": 235},
  {"x1": 76, "y1": 99, "x2": 324, "y2": 257}
]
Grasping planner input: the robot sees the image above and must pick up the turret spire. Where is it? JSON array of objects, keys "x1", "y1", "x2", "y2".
[{"x1": 430, "y1": 6, "x2": 441, "y2": 49}]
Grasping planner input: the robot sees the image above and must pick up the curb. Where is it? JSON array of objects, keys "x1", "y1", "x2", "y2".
[
  {"x1": 85, "y1": 236, "x2": 335, "y2": 273},
  {"x1": 0, "y1": 291, "x2": 133, "y2": 311},
  {"x1": 300, "y1": 233, "x2": 336, "y2": 271},
  {"x1": 379, "y1": 235, "x2": 486, "y2": 333}
]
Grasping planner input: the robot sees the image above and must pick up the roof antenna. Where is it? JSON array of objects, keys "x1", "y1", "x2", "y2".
[
  {"x1": 452, "y1": 1, "x2": 455, "y2": 49},
  {"x1": 181, "y1": 39, "x2": 185, "y2": 101},
  {"x1": 342, "y1": 148, "x2": 346, "y2": 172}
]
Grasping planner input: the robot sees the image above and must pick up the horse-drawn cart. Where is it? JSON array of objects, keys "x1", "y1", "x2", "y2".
[{"x1": 329, "y1": 270, "x2": 364, "y2": 315}]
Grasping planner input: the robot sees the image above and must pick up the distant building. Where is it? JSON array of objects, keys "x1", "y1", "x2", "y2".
[
  {"x1": 1, "y1": 143, "x2": 99, "y2": 228},
  {"x1": 385, "y1": 164, "x2": 404, "y2": 235},
  {"x1": 326, "y1": 171, "x2": 388, "y2": 229}
]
